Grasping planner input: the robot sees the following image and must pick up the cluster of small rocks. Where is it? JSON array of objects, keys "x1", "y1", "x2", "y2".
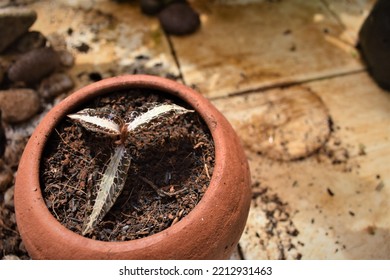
[
  {"x1": 0, "y1": 6, "x2": 75, "y2": 260},
  {"x1": 0, "y1": 8, "x2": 75, "y2": 124}
]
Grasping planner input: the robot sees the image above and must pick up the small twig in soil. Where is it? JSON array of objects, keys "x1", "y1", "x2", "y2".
[
  {"x1": 0, "y1": 222, "x2": 18, "y2": 235},
  {"x1": 193, "y1": 141, "x2": 205, "y2": 149},
  {"x1": 204, "y1": 163, "x2": 210, "y2": 179},
  {"x1": 68, "y1": 217, "x2": 83, "y2": 223},
  {"x1": 169, "y1": 211, "x2": 183, "y2": 226},
  {"x1": 203, "y1": 154, "x2": 211, "y2": 180},
  {"x1": 120, "y1": 184, "x2": 136, "y2": 208},
  {"x1": 139, "y1": 176, "x2": 187, "y2": 197},
  {"x1": 55, "y1": 129, "x2": 86, "y2": 159}
]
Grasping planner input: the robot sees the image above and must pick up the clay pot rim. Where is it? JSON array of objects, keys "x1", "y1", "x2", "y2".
[{"x1": 17, "y1": 74, "x2": 230, "y2": 250}]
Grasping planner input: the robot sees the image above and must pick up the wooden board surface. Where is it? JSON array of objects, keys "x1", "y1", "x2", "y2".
[
  {"x1": 171, "y1": 0, "x2": 364, "y2": 98},
  {"x1": 213, "y1": 72, "x2": 390, "y2": 259}
]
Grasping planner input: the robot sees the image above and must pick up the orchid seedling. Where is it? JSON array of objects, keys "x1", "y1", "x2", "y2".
[{"x1": 67, "y1": 102, "x2": 193, "y2": 235}]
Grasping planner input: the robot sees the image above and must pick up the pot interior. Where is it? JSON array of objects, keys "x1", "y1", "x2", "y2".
[{"x1": 39, "y1": 87, "x2": 216, "y2": 242}]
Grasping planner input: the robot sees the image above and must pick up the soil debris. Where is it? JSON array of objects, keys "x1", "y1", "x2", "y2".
[{"x1": 243, "y1": 182, "x2": 303, "y2": 260}]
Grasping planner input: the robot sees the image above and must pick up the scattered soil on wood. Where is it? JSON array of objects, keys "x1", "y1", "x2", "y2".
[
  {"x1": 40, "y1": 89, "x2": 215, "y2": 241},
  {"x1": 248, "y1": 182, "x2": 302, "y2": 260},
  {"x1": 0, "y1": 203, "x2": 29, "y2": 259}
]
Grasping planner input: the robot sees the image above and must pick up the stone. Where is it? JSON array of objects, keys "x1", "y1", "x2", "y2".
[
  {"x1": 0, "y1": 161, "x2": 13, "y2": 192},
  {"x1": 158, "y1": 2, "x2": 200, "y2": 35},
  {"x1": 140, "y1": 0, "x2": 164, "y2": 15},
  {"x1": 4, "y1": 185, "x2": 14, "y2": 208},
  {"x1": 57, "y1": 50, "x2": 75, "y2": 67},
  {"x1": 0, "y1": 111, "x2": 5, "y2": 157},
  {"x1": 2, "y1": 254, "x2": 20, "y2": 260},
  {"x1": 358, "y1": 0, "x2": 390, "y2": 91},
  {"x1": 0, "y1": 64, "x2": 4, "y2": 85},
  {"x1": 0, "y1": 7, "x2": 37, "y2": 53},
  {"x1": 14, "y1": 30, "x2": 47, "y2": 53},
  {"x1": 0, "y1": 89, "x2": 41, "y2": 124},
  {"x1": 38, "y1": 72, "x2": 74, "y2": 99},
  {"x1": 46, "y1": 33, "x2": 67, "y2": 51},
  {"x1": 7, "y1": 47, "x2": 60, "y2": 84},
  {"x1": 3, "y1": 132, "x2": 28, "y2": 168}
]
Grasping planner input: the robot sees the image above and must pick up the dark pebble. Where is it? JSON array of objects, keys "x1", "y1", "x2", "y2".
[
  {"x1": 14, "y1": 31, "x2": 47, "y2": 53},
  {"x1": 88, "y1": 72, "x2": 102, "y2": 81},
  {"x1": 75, "y1": 42, "x2": 90, "y2": 53},
  {"x1": 140, "y1": 0, "x2": 164, "y2": 15},
  {"x1": 158, "y1": 2, "x2": 201, "y2": 35},
  {"x1": 0, "y1": 111, "x2": 5, "y2": 158},
  {"x1": 0, "y1": 64, "x2": 3, "y2": 85},
  {"x1": 0, "y1": 7, "x2": 37, "y2": 53},
  {"x1": 358, "y1": 0, "x2": 390, "y2": 91},
  {"x1": 7, "y1": 47, "x2": 60, "y2": 84},
  {"x1": 0, "y1": 161, "x2": 13, "y2": 192}
]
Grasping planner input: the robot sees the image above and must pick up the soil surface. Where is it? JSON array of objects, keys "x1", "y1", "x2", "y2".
[{"x1": 40, "y1": 89, "x2": 215, "y2": 241}]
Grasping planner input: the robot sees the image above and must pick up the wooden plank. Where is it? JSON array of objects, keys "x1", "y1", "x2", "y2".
[
  {"x1": 322, "y1": 0, "x2": 376, "y2": 45},
  {"x1": 212, "y1": 72, "x2": 390, "y2": 259},
  {"x1": 172, "y1": 0, "x2": 363, "y2": 98}
]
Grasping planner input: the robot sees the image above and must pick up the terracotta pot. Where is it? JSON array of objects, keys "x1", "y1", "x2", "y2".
[{"x1": 14, "y1": 75, "x2": 251, "y2": 259}]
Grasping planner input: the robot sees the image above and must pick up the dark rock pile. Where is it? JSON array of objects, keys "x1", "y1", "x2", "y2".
[{"x1": 0, "y1": 6, "x2": 75, "y2": 260}]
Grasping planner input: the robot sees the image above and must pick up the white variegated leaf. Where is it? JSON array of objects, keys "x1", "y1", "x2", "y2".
[
  {"x1": 68, "y1": 108, "x2": 121, "y2": 136},
  {"x1": 82, "y1": 145, "x2": 131, "y2": 235},
  {"x1": 126, "y1": 103, "x2": 194, "y2": 132}
]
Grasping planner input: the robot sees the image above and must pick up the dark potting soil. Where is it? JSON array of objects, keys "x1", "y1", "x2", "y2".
[{"x1": 40, "y1": 89, "x2": 215, "y2": 241}]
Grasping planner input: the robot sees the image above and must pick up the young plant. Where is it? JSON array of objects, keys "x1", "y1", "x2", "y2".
[{"x1": 67, "y1": 102, "x2": 193, "y2": 235}]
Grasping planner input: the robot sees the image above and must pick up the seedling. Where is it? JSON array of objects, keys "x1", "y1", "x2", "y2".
[{"x1": 67, "y1": 102, "x2": 193, "y2": 235}]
